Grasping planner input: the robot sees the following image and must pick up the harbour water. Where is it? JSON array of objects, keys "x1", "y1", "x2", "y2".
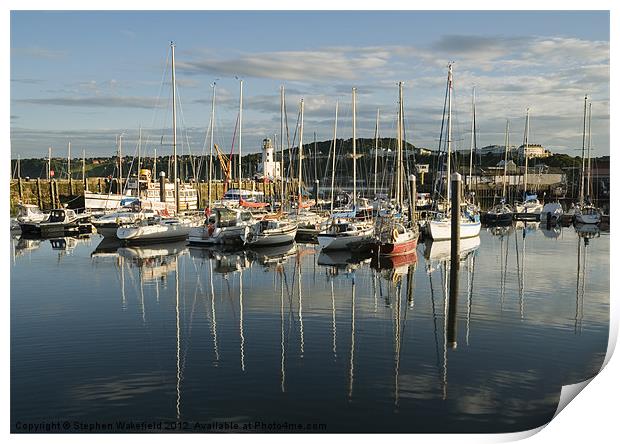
[{"x1": 10, "y1": 224, "x2": 609, "y2": 433}]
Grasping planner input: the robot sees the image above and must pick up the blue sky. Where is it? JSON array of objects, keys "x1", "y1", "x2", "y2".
[{"x1": 10, "y1": 11, "x2": 610, "y2": 158}]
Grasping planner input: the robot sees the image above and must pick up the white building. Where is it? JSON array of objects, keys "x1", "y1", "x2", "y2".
[
  {"x1": 518, "y1": 144, "x2": 551, "y2": 158},
  {"x1": 254, "y1": 138, "x2": 281, "y2": 181}
]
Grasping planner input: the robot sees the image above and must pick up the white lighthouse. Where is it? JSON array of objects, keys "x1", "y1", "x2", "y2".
[{"x1": 255, "y1": 138, "x2": 281, "y2": 181}]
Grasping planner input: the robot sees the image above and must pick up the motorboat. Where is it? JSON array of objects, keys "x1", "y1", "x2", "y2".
[
  {"x1": 317, "y1": 217, "x2": 375, "y2": 251},
  {"x1": 539, "y1": 202, "x2": 564, "y2": 225},
  {"x1": 117, "y1": 216, "x2": 201, "y2": 244},
  {"x1": 242, "y1": 217, "x2": 298, "y2": 247},
  {"x1": 13, "y1": 203, "x2": 48, "y2": 230},
  {"x1": 484, "y1": 202, "x2": 514, "y2": 225},
  {"x1": 19, "y1": 208, "x2": 91, "y2": 237},
  {"x1": 188, "y1": 207, "x2": 256, "y2": 246}
]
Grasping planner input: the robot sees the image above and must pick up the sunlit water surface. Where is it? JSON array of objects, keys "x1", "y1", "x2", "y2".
[{"x1": 11, "y1": 223, "x2": 609, "y2": 432}]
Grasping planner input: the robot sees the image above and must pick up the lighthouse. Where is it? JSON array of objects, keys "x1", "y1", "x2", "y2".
[{"x1": 255, "y1": 138, "x2": 281, "y2": 181}]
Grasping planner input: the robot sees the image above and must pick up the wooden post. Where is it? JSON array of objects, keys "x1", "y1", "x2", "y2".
[
  {"x1": 159, "y1": 172, "x2": 166, "y2": 202},
  {"x1": 448, "y1": 172, "x2": 462, "y2": 349},
  {"x1": 98, "y1": 178, "x2": 102, "y2": 193},
  {"x1": 18, "y1": 177, "x2": 23, "y2": 201},
  {"x1": 36, "y1": 178, "x2": 42, "y2": 208}
]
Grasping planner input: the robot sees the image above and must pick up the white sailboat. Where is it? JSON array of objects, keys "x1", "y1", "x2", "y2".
[
  {"x1": 426, "y1": 64, "x2": 481, "y2": 241},
  {"x1": 574, "y1": 97, "x2": 601, "y2": 225},
  {"x1": 485, "y1": 120, "x2": 514, "y2": 224},
  {"x1": 318, "y1": 88, "x2": 374, "y2": 251},
  {"x1": 513, "y1": 109, "x2": 543, "y2": 218},
  {"x1": 243, "y1": 92, "x2": 298, "y2": 247}
]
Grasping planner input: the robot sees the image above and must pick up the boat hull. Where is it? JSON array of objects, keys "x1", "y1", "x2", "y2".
[
  {"x1": 187, "y1": 225, "x2": 246, "y2": 246},
  {"x1": 375, "y1": 236, "x2": 418, "y2": 256},
  {"x1": 574, "y1": 213, "x2": 601, "y2": 225},
  {"x1": 427, "y1": 219, "x2": 481, "y2": 241},
  {"x1": 244, "y1": 225, "x2": 297, "y2": 247},
  {"x1": 317, "y1": 228, "x2": 374, "y2": 251},
  {"x1": 117, "y1": 223, "x2": 194, "y2": 243}
]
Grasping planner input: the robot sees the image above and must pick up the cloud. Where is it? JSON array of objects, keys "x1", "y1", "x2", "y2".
[
  {"x1": 12, "y1": 46, "x2": 67, "y2": 59},
  {"x1": 177, "y1": 48, "x2": 391, "y2": 81},
  {"x1": 16, "y1": 96, "x2": 165, "y2": 109}
]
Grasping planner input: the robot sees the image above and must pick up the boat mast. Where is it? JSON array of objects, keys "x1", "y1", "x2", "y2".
[
  {"x1": 374, "y1": 108, "x2": 380, "y2": 198},
  {"x1": 446, "y1": 63, "x2": 453, "y2": 207},
  {"x1": 118, "y1": 134, "x2": 123, "y2": 194},
  {"x1": 67, "y1": 141, "x2": 71, "y2": 180},
  {"x1": 579, "y1": 95, "x2": 588, "y2": 205},
  {"x1": 352, "y1": 87, "x2": 357, "y2": 208},
  {"x1": 280, "y1": 85, "x2": 285, "y2": 207},
  {"x1": 171, "y1": 42, "x2": 179, "y2": 211},
  {"x1": 238, "y1": 79, "x2": 243, "y2": 190},
  {"x1": 137, "y1": 127, "x2": 142, "y2": 183},
  {"x1": 396, "y1": 82, "x2": 403, "y2": 208},
  {"x1": 523, "y1": 109, "x2": 530, "y2": 199},
  {"x1": 330, "y1": 101, "x2": 339, "y2": 214},
  {"x1": 297, "y1": 99, "x2": 304, "y2": 214},
  {"x1": 82, "y1": 149, "x2": 86, "y2": 191},
  {"x1": 468, "y1": 87, "x2": 476, "y2": 193},
  {"x1": 48, "y1": 147, "x2": 51, "y2": 180},
  {"x1": 208, "y1": 82, "x2": 216, "y2": 211},
  {"x1": 586, "y1": 101, "x2": 592, "y2": 201},
  {"x1": 502, "y1": 120, "x2": 509, "y2": 200},
  {"x1": 153, "y1": 148, "x2": 157, "y2": 179}
]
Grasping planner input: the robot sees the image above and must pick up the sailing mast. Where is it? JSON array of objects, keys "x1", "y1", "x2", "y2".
[
  {"x1": 396, "y1": 82, "x2": 403, "y2": 208},
  {"x1": 374, "y1": 108, "x2": 380, "y2": 198},
  {"x1": 82, "y1": 149, "x2": 87, "y2": 191},
  {"x1": 468, "y1": 87, "x2": 476, "y2": 192},
  {"x1": 118, "y1": 134, "x2": 123, "y2": 194},
  {"x1": 238, "y1": 80, "x2": 244, "y2": 190},
  {"x1": 352, "y1": 88, "x2": 357, "y2": 208},
  {"x1": 297, "y1": 99, "x2": 304, "y2": 214},
  {"x1": 502, "y1": 120, "x2": 510, "y2": 201},
  {"x1": 137, "y1": 127, "x2": 142, "y2": 183},
  {"x1": 67, "y1": 142, "x2": 71, "y2": 180},
  {"x1": 330, "y1": 101, "x2": 339, "y2": 214},
  {"x1": 523, "y1": 109, "x2": 530, "y2": 199},
  {"x1": 171, "y1": 42, "x2": 179, "y2": 211},
  {"x1": 586, "y1": 101, "x2": 593, "y2": 201},
  {"x1": 446, "y1": 64, "x2": 453, "y2": 208},
  {"x1": 280, "y1": 86, "x2": 285, "y2": 209},
  {"x1": 48, "y1": 147, "x2": 52, "y2": 180},
  {"x1": 208, "y1": 82, "x2": 216, "y2": 212}
]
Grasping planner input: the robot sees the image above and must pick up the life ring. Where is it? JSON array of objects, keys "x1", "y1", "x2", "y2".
[{"x1": 392, "y1": 228, "x2": 399, "y2": 242}]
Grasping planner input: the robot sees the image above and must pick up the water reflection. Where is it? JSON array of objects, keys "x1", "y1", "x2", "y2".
[{"x1": 10, "y1": 223, "x2": 609, "y2": 433}]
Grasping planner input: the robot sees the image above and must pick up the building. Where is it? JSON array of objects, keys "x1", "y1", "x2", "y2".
[
  {"x1": 254, "y1": 138, "x2": 281, "y2": 181},
  {"x1": 518, "y1": 144, "x2": 551, "y2": 158}
]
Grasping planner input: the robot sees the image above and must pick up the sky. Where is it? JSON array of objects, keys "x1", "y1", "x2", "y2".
[{"x1": 10, "y1": 10, "x2": 610, "y2": 159}]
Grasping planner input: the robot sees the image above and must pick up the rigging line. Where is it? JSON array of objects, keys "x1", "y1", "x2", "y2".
[{"x1": 148, "y1": 46, "x2": 171, "y2": 130}]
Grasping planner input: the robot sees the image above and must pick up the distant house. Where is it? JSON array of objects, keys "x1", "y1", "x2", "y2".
[
  {"x1": 518, "y1": 144, "x2": 551, "y2": 158},
  {"x1": 496, "y1": 159, "x2": 518, "y2": 173}
]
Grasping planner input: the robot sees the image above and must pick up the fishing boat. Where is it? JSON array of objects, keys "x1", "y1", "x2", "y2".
[
  {"x1": 19, "y1": 208, "x2": 91, "y2": 237},
  {"x1": 117, "y1": 216, "x2": 201, "y2": 244},
  {"x1": 318, "y1": 88, "x2": 376, "y2": 251},
  {"x1": 12, "y1": 203, "x2": 48, "y2": 231},
  {"x1": 426, "y1": 64, "x2": 481, "y2": 241}
]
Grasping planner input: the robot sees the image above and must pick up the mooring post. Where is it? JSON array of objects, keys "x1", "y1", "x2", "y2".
[
  {"x1": 448, "y1": 172, "x2": 462, "y2": 349},
  {"x1": 98, "y1": 178, "x2": 102, "y2": 193},
  {"x1": 17, "y1": 177, "x2": 23, "y2": 201},
  {"x1": 409, "y1": 174, "x2": 417, "y2": 222},
  {"x1": 159, "y1": 172, "x2": 166, "y2": 202}
]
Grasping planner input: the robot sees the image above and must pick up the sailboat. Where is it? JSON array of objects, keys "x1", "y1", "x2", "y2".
[
  {"x1": 574, "y1": 97, "x2": 601, "y2": 225},
  {"x1": 513, "y1": 109, "x2": 543, "y2": 219},
  {"x1": 485, "y1": 120, "x2": 514, "y2": 225},
  {"x1": 373, "y1": 81, "x2": 419, "y2": 256},
  {"x1": 117, "y1": 42, "x2": 201, "y2": 243},
  {"x1": 242, "y1": 93, "x2": 298, "y2": 247},
  {"x1": 318, "y1": 88, "x2": 375, "y2": 251},
  {"x1": 426, "y1": 64, "x2": 481, "y2": 241}
]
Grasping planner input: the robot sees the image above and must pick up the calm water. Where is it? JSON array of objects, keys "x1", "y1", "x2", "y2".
[{"x1": 11, "y1": 224, "x2": 609, "y2": 433}]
